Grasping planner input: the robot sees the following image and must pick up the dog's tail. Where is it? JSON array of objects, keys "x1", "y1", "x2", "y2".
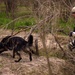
[{"x1": 27, "y1": 35, "x2": 33, "y2": 46}]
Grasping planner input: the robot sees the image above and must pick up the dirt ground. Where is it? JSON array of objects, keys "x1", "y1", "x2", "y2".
[{"x1": 0, "y1": 29, "x2": 75, "y2": 75}]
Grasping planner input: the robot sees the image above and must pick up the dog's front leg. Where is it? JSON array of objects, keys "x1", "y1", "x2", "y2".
[
  {"x1": 15, "y1": 51, "x2": 22, "y2": 62},
  {"x1": 13, "y1": 50, "x2": 15, "y2": 58},
  {"x1": 26, "y1": 48, "x2": 32, "y2": 61}
]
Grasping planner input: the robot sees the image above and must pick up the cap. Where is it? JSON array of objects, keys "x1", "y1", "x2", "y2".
[{"x1": 72, "y1": 7, "x2": 75, "y2": 13}]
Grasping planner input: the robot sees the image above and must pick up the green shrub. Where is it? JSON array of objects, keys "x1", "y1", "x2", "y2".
[
  {"x1": 58, "y1": 18, "x2": 75, "y2": 34},
  {"x1": 0, "y1": 12, "x2": 11, "y2": 26},
  {"x1": 6, "y1": 17, "x2": 36, "y2": 29}
]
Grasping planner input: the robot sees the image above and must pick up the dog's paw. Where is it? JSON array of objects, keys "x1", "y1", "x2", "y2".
[
  {"x1": 30, "y1": 59, "x2": 32, "y2": 61},
  {"x1": 15, "y1": 60, "x2": 19, "y2": 62},
  {"x1": 15, "y1": 58, "x2": 22, "y2": 62}
]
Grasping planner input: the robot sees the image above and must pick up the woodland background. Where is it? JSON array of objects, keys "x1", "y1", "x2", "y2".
[{"x1": 0, "y1": 0, "x2": 75, "y2": 75}]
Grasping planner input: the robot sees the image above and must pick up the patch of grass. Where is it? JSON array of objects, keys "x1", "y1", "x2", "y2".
[
  {"x1": 58, "y1": 18, "x2": 75, "y2": 34},
  {"x1": 0, "y1": 12, "x2": 36, "y2": 29},
  {"x1": 15, "y1": 17, "x2": 36, "y2": 27},
  {"x1": 7, "y1": 17, "x2": 36, "y2": 29},
  {"x1": 0, "y1": 18, "x2": 11, "y2": 25},
  {"x1": 0, "y1": 5, "x2": 33, "y2": 28},
  {"x1": 0, "y1": 12, "x2": 7, "y2": 18},
  {"x1": 0, "y1": 12, "x2": 11, "y2": 26}
]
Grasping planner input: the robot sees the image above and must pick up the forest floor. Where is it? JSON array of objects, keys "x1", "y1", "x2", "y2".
[{"x1": 0, "y1": 29, "x2": 75, "y2": 75}]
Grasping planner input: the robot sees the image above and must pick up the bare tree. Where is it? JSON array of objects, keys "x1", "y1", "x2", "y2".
[{"x1": 3, "y1": 0, "x2": 18, "y2": 18}]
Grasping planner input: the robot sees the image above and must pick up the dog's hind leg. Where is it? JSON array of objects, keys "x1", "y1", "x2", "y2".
[
  {"x1": 26, "y1": 48, "x2": 32, "y2": 61},
  {"x1": 23, "y1": 47, "x2": 32, "y2": 61},
  {"x1": 29, "y1": 52, "x2": 32, "y2": 61}
]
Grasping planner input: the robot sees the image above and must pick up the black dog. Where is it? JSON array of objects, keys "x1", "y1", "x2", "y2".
[{"x1": 0, "y1": 35, "x2": 34, "y2": 62}]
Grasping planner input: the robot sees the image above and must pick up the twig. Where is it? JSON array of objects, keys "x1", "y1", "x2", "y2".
[
  {"x1": 26, "y1": 12, "x2": 58, "y2": 39},
  {"x1": 35, "y1": 39, "x2": 39, "y2": 55},
  {"x1": 51, "y1": 33, "x2": 66, "y2": 56},
  {"x1": 13, "y1": 26, "x2": 31, "y2": 36}
]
